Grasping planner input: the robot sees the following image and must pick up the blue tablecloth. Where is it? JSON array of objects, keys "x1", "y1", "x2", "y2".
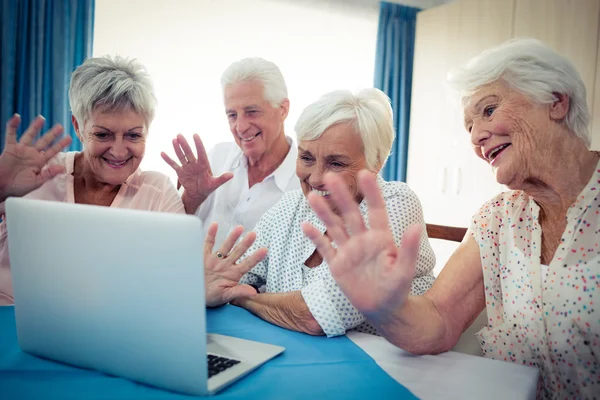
[{"x1": 0, "y1": 305, "x2": 417, "y2": 399}]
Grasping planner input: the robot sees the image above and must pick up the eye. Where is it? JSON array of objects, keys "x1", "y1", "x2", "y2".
[
  {"x1": 247, "y1": 110, "x2": 257, "y2": 115},
  {"x1": 126, "y1": 132, "x2": 143, "y2": 140},
  {"x1": 93, "y1": 132, "x2": 111, "y2": 140},
  {"x1": 300, "y1": 155, "x2": 314, "y2": 163},
  {"x1": 483, "y1": 105, "x2": 496, "y2": 117},
  {"x1": 227, "y1": 113, "x2": 236, "y2": 120},
  {"x1": 330, "y1": 161, "x2": 346, "y2": 169}
]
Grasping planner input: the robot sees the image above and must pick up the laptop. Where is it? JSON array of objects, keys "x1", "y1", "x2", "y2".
[{"x1": 5, "y1": 197, "x2": 284, "y2": 396}]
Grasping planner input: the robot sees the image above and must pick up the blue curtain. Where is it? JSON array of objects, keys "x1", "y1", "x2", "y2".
[
  {"x1": 0, "y1": 0, "x2": 95, "y2": 152},
  {"x1": 374, "y1": 2, "x2": 419, "y2": 182}
]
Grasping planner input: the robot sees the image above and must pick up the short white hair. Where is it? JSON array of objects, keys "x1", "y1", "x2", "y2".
[
  {"x1": 69, "y1": 55, "x2": 157, "y2": 129},
  {"x1": 294, "y1": 88, "x2": 395, "y2": 171},
  {"x1": 220, "y1": 58, "x2": 288, "y2": 107},
  {"x1": 447, "y1": 38, "x2": 591, "y2": 147}
]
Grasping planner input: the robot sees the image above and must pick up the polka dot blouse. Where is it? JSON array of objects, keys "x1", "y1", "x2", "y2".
[
  {"x1": 239, "y1": 175, "x2": 436, "y2": 337},
  {"x1": 470, "y1": 160, "x2": 600, "y2": 399}
]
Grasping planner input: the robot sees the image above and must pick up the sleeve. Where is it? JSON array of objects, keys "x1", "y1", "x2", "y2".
[
  {"x1": 383, "y1": 184, "x2": 436, "y2": 296},
  {"x1": 237, "y1": 205, "x2": 277, "y2": 289},
  {"x1": 301, "y1": 268, "x2": 365, "y2": 337},
  {"x1": 158, "y1": 177, "x2": 185, "y2": 214}
]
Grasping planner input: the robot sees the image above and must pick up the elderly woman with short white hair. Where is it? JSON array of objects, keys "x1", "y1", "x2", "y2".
[
  {"x1": 0, "y1": 56, "x2": 186, "y2": 305},
  {"x1": 208, "y1": 88, "x2": 436, "y2": 337},
  {"x1": 303, "y1": 38, "x2": 600, "y2": 398}
]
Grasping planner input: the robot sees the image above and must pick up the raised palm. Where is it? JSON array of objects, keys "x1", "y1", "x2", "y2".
[
  {"x1": 203, "y1": 222, "x2": 267, "y2": 307},
  {"x1": 0, "y1": 115, "x2": 72, "y2": 199},
  {"x1": 301, "y1": 171, "x2": 420, "y2": 320},
  {"x1": 161, "y1": 134, "x2": 233, "y2": 201}
]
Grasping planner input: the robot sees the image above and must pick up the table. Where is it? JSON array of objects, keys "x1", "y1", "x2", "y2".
[
  {"x1": 348, "y1": 332, "x2": 540, "y2": 400},
  {"x1": 0, "y1": 305, "x2": 539, "y2": 399},
  {"x1": 0, "y1": 305, "x2": 416, "y2": 399}
]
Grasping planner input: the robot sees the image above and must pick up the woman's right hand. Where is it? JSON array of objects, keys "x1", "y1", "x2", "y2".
[
  {"x1": 0, "y1": 114, "x2": 72, "y2": 202},
  {"x1": 203, "y1": 222, "x2": 267, "y2": 308}
]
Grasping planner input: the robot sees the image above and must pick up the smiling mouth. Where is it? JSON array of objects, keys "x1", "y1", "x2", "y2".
[
  {"x1": 241, "y1": 132, "x2": 261, "y2": 143},
  {"x1": 311, "y1": 188, "x2": 331, "y2": 197},
  {"x1": 486, "y1": 143, "x2": 511, "y2": 162},
  {"x1": 103, "y1": 158, "x2": 130, "y2": 168}
]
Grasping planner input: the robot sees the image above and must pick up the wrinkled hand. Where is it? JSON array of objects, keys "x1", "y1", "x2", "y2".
[
  {"x1": 0, "y1": 114, "x2": 72, "y2": 201},
  {"x1": 161, "y1": 134, "x2": 233, "y2": 200},
  {"x1": 301, "y1": 170, "x2": 421, "y2": 321},
  {"x1": 204, "y1": 222, "x2": 267, "y2": 307}
]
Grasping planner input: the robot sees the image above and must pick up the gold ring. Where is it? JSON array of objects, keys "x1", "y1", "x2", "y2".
[
  {"x1": 216, "y1": 251, "x2": 226, "y2": 259},
  {"x1": 40, "y1": 150, "x2": 46, "y2": 155}
]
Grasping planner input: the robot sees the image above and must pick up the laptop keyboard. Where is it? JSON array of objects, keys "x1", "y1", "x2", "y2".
[{"x1": 207, "y1": 354, "x2": 241, "y2": 378}]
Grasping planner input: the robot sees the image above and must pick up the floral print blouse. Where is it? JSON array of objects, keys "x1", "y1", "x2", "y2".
[{"x1": 470, "y1": 159, "x2": 600, "y2": 399}]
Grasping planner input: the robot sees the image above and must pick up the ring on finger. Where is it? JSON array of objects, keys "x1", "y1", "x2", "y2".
[
  {"x1": 39, "y1": 150, "x2": 46, "y2": 155},
  {"x1": 215, "y1": 251, "x2": 226, "y2": 259}
]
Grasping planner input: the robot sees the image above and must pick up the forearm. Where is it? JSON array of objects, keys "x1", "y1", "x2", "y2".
[
  {"x1": 181, "y1": 191, "x2": 207, "y2": 215},
  {"x1": 372, "y1": 294, "x2": 452, "y2": 355},
  {"x1": 233, "y1": 291, "x2": 324, "y2": 336}
]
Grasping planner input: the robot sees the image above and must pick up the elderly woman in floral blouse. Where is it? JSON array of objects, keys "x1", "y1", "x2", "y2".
[
  {"x1": 303, "y1": 38, "x2": 600, "y2": 399},
  {"x1": 206, "y1": 88, "x2": 436, "y2": 337}
]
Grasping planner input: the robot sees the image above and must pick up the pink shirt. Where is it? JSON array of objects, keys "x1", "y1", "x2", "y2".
[{"x1": 0, "y1": 151, "x2": 185, "y2": 305}]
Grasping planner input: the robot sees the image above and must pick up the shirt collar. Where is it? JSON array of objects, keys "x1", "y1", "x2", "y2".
[
  {"x1": 232, "y1": 136, "x2": 298, "y2": 191},
  {"x1": 271, "y1": 136, "x2": 298, "y2": 191},
  {"x1": 566, "y1": 157, "x2": 600, "y2": 221}
]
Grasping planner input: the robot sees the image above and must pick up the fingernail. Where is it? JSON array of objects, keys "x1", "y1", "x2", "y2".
[
  {"x1": 37, "y1": 115, "x2": 45, "y2": 120},
  {"x1": 13, "y1": 113, "x2": 20, "y2": 118}
]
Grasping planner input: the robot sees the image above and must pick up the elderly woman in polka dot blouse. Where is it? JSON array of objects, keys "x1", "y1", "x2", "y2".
[
  {"x1": 303, "y1": 38, "x2": 600, "y2": 399},
  {"x1": 209, "y1": 88, "x2": 436, "y2": 337}
]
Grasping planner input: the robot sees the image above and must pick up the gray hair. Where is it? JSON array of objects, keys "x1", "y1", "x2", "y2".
[
  {"x1": 294, "y1": 88, "x2": 395, "y2": 171},
  {"x1": 447, "y1": 38, "x2": 591, "y2": 147},
  {"x1": 69, "y1": 55, "x2": 157, "y2": 129},
  {"x1": 220, "y1": 57, "x2": 288, "y2": 107}
]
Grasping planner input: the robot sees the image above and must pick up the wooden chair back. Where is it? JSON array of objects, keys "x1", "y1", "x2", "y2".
[{"x1": 425, "y1": 223, "x2": 467, "y2": 243}]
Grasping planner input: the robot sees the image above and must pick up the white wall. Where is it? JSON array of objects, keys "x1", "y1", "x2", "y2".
[{"x1": 93, "y1": 0, "x2": 378, "y2": 183}]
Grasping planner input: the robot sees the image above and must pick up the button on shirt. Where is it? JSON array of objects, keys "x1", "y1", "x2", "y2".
[
  {"x1": 239, "y1": 176, "x2": 437, "y2": 337},
  {"x1": 195, "y1": 137, "x2": 300, "y2": 248}
]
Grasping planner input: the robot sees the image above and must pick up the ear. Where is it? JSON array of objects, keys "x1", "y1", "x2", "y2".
[
  {"x1": 549, "y1": 92, "x2": 569, "y2": 121},
  {"x1": 71, "y1": 115, "x2": 84, "y2": 142},
  {"x1": 279, "y1": 98, "x2": 290, "y2": 120}
]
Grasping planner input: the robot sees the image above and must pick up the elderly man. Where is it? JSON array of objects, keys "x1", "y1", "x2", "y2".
[{"x1": 162, "y1": 58, "x2": 300, "y2": 247}]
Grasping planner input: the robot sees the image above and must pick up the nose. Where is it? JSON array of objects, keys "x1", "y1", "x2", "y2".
[
  {"x1": 108, "y1": 136, "x2": 129, "y2": 159},
  {"x1": 470, "y1": 118, "x2": 492, "y2": 147},
  {"x1": 307, "y1": 164, "x2": 326, "y2": 190},
  {"x1": 235, "y1": 115, "x2": 250, "y2": 135}
]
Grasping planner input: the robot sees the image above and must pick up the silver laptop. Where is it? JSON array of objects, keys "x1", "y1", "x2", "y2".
[{"x1": 5, "y1": 197, "x2": 284, "y2": 396}]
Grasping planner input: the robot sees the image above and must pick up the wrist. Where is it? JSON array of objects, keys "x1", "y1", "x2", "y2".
[{"x1": 181, "y1": 191, "x2": 207, "y2": 214}]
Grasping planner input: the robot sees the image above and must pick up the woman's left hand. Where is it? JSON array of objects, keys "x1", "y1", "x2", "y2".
[{"x1": 204, "y1": 222, "x2": 267, "y2": 307}]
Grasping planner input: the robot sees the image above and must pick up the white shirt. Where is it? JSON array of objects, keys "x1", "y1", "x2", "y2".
[
  {"x1": 195, "y1": 137, "x2": 300, "y2": 248},
  {"x1": 239, "y1": 176, "x2": 436, "y2": 337},
  {"x1": 0, "y1": 151, "x2": 184, "y2": 305},
  {"x1": 470, "y1": 159, "x2": 600, "y2": 399}
]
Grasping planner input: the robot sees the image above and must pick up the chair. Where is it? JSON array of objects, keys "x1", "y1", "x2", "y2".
[
  {"x1": 425, "y1": 222, "x2": 486, "y2": 357},
  {"x1": 425, "y1": 223, "x2": 467, "y2": 243}
]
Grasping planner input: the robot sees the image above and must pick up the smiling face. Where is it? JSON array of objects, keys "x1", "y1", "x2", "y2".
[
  {"x1": 224, "y1": 80, "x2": 289, "y2": 163},
  {"x1": 463, "y1": 80, "x2": 567, "y2": 189},
  {"x1": 296, "y1": 123, "x2": 368, "y2": 214},
  {"x1": 73, "y1": 108, "x2": 147, "y2": 186}
]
